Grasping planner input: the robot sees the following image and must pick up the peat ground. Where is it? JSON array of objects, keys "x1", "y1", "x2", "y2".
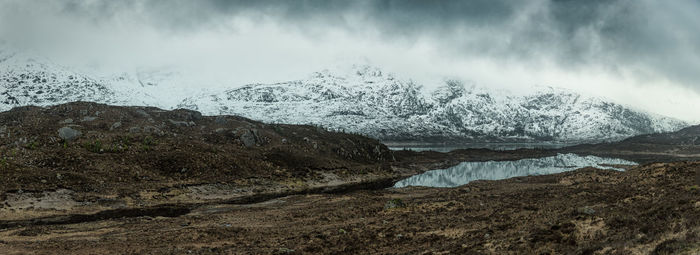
[{"x1": 0, "y1": 102, "x2": 698, "y2": 254}]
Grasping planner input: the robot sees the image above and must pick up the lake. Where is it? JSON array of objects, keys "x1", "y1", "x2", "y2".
[
  {"x1": 387, "y1": 143, "x2": 577, "y2": 152},
  {"x1": 394, "y1": 153, "x2": 637, "y2": 188}
]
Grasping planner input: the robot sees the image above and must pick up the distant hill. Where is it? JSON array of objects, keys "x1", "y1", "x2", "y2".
[{"x1": 565, "y1": 124, "x2": 700, "y2": 163}]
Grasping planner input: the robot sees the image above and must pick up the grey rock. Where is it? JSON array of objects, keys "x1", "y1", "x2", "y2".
[
  {"x1": 215, "y1": 128, "x2": 227, "y2": 133},
  {"x1": 302, "y1": 137, "x2": 317, "y2": 148},
  {"x1": 59, "y1": 118, "x2": 73, "y2": 124},
  {"x1": 110, "y1": 122, "x2": 122, "y2": 130},
  {"x1": 374, "y1": 145, "x2": 382, "y2": 155},
  {"x1": 277, "y1": 248, "x2": 295, "y2": 254},
  {"x1": 188, "y1": 111, "x2": 203, "y2": 121},
  {"x1": 129, "y1": 127, "x2": 141, "y2": 133},
  {"x1": 14, "y1": 137, "x2": 28, "y2": 146},
  {"x1": 58, "y1": 127, "x2": 82, "y2": 142},
  {"x1": 240, "y1": 133, "x2": 256, "y2": 147},
  {"x1": 214, "y1": 116, "x2": 228, "y2": 124},
  {"x1": 576, "y1": 206, "x2": 596, "y2": 215},
  {"x1": 135, "y1": 109, "x2": 151, "y2": 118},
  {"x1": 168, "y1": 119, "x2": 192, "y2": 127},
  {"x1": 144, "y1": 126, "x2": 164, "y2": 135},
  {"x1": 175, "y1": 109, "x2": 203, "y2": 121},
  {"x1": 81, "y1": 116, "x2": 97, "y2": 122},
  {"x1": 240, "y1": 129, "x2": 260, "y2": 148},
  {"x1": 384, "y1": 199, "x2": 406, "y2": 209}
]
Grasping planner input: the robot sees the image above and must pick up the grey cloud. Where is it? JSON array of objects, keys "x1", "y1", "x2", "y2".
[
  {"x1": 2, "y1": 0, "x2": 699, "y2": 89},
  {"x1": 138, "y1": 0, "x2": 700, "y2": 87}
]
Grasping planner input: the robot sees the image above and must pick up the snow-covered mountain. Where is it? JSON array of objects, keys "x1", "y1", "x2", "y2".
[
  {"x1": 0, "y1": 44, "x2": 132, "y2": 109},
  {"x1": 178, "y1": 66, "x2": 687, "y2": 143},
  {"x1": 0, "y1": 44, "x2": 186, "y2": 111},
  {"x1": 0, "y1": 43, "x2": 688, "y2": 143}
]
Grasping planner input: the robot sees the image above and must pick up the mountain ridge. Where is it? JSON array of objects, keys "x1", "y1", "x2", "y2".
[
  {"x1": 0, "y1": 45, "x2": 688, "y2": 143},
  {"x1": 178, "y1": 65, "x2": 687, "y2": 143}
]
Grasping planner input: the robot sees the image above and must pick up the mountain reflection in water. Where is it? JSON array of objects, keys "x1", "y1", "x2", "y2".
[{"x1": 394, "y1": 153, "x2": 637, "y2": 188}]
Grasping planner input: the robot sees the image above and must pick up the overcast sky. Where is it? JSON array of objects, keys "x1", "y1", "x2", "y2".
[{"x1": 1, "y1": 0, "x2": 699, "y2": 122}]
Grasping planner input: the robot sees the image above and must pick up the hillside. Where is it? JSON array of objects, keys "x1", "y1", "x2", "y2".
[
  {"x1": 564, "y1": 124, "x2": 700, "y2": 163},
  {"x1": 0, "y1": 102, "x2": 394, "y2": 197}
]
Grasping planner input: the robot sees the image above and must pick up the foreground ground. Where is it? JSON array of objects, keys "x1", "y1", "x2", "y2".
[
  {"x1": 1, "y1": 102, "x2": 699, "y2": 254},
  {"x1": 0, "y1": 161, "x2": 698, "y2": 254}
]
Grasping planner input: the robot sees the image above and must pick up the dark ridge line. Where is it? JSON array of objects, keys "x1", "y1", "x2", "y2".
[
  {"x1": 221, "y1": 176, "x2": 399, "y2": 205},
  {"x1": 0, "y1": 206, "x2": 190, "y2": 230}
]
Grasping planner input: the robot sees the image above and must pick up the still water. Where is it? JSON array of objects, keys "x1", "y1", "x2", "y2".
[
  {"x1": 394, "y1": 153, "x2": 637, "y2": 188},
  {"x1": 387, "y1": 143, "x2": 576, "y2": 152}
]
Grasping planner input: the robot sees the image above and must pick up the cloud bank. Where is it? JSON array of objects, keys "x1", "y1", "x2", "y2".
[{"x1": 1, "y1": 0, "x2": 699, "y2": 121}]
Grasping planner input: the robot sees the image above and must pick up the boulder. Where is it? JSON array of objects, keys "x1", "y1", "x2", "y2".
[
  {"x1": 214, "y1": 116, "x2": 228, "y2": 124},
  {"x1": 81, "y1": 116, "x2": 97, "y2": 122},
  {"x1": 240, "y1": 131, "x2": 256, "y2": 147},
  {"x1": 576, "y1": 206, "x2": 595, "y2": 215},
  {"x1": 110, "y1": 122, "x2": 122, "y2": 130},
  {"x1": 384, "y1": 199, "x2": 406, "y2": 209},
  {"x1": 144, "y1": 126, "x2": 164, "y2": 135},
  {"x1": 58, "y1": 127, "x2": 82, "y2": 142},
  {"x1": 240, "y1": 129, "x2": 260, "y2": 148},
  {"x1": 168, "y1": 119, "x2": 193, "y2": 127}
]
